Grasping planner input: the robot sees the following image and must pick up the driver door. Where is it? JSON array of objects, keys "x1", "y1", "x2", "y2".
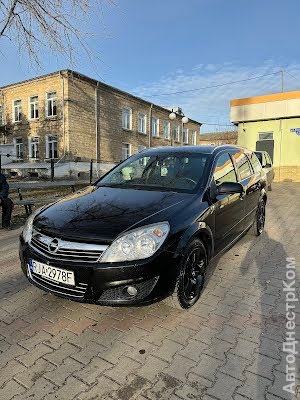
[{"x1": 212, "y1": 152, "x2": 245, "y2": 253}]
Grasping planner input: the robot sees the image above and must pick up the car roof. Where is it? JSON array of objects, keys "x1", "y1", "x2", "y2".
[{"x1": 139, "y1": 144, "x2": 242, "y2": 156}]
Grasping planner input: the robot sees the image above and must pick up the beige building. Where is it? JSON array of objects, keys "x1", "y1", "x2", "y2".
[
  {"x1": 0, "y1": 70, "x2": 202, "y2": 173},
  {"x1": 231, "y1": 91, "x2": 300, "y2": 182}
]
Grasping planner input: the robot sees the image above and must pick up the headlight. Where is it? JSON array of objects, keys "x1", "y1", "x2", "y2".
[
  {"x1": 22, "y1": 206, "x2": 46, "y2": 243},
  {"x1": 100, "y1": 222, "x2": 170, "y2": 263}
]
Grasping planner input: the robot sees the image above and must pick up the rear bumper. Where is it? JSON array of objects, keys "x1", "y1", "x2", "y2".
[{"x1": 19, "y1": 236, "x2": 178, "y2": 306}]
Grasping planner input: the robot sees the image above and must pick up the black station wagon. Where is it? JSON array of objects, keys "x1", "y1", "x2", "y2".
[{"x1": 20, "y1": 145, "x2": 267, "y2": 309}]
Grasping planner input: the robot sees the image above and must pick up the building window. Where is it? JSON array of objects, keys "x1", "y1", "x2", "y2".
[
  {"x1": 29, "y1": 137, "x2": 39, "y2": 159},
  {"x1": 122, "y1": 107, "x2": 132, "y2": 130},
  {"x1": 152, "y1": 117, "x2": 159, "y2": 137},
  {"x1": 46, "y1": 135, "x2": 58, "y2": 159},
  {"x1": 13, "y1": 99, "x2": 22, "y2": 122},
  {"x1": 0, "y1": 105, "x2": 3, "y2": 125},
  {"x1": 122, "y1": 143, "x2": 131, "y2": 160},
  {"x1": 183, "y1": 128, "x2": 188, "y2": 144},
  {"x1": 15, "y1": 138, "x2": 23, "y2": 159},
  {"x1": 46, "y1": 92, "x2": 57, "y2": 117},
  {"x1": 191, "y1": 130, "x2": 197, "y2": 145},
  {"x1": 258, "y1": 132, "x2": 273, "y2": 140},
  {"x1": 163, "y1": 121, "x2": 170, "y2": 139},
  {"x1": 29, "y1": 96, "x2": 39, "y2": 119},
  {"x1": 138, "y1": 112, "x2": 147, "y2": 134},
  {"x1": 174, "y1": 125, "x2": 180, "y2": 142}
]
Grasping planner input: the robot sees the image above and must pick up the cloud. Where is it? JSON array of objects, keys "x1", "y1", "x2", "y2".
[{"x1": 131, "y1": 61, "x2": 300, "y2": 132}]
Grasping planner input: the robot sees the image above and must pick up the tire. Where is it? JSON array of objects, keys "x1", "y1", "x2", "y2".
[
  {"x1": 164, "y1": 238, "x2": 207, "y2": 309},
  {"x1": 252, "y1": 199, "x2": 266, "y2": 236}
]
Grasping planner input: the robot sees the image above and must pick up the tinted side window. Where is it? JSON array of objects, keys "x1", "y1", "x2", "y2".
[
  {"x1": 213, "y1": 153, "x2": 237, "y2": 185},
  {"x1": 248, "y1": 153, "x2": 262, "y2": 174},
  {"x1": 233, "y1": 152, "x2": 253, "y2": 180}
]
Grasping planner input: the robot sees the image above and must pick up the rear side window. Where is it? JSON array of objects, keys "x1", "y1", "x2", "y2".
[
  {"x1": 248, "y1": 153, "x2": 262, "y2": 174},
  {"x1": 233, "y1": 152, "x2": 253, "y2": 180},
  {"x1": 213, "y1": 153, "x2": 237, "y2": 185},
  {"x1": 265, "y1": 153, "x2": 272, "y2": 165}
]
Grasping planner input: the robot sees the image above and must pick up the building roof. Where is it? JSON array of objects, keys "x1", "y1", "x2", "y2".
[
  {"x1": 199, "y1": 131, "x2": 238, "y2": 140},
  {"x1": 0, "y1": 70, "x2": 202, "y2": 126},
  {"x1": 230, "y1": 90, "x2": 300, "y2": 107}
]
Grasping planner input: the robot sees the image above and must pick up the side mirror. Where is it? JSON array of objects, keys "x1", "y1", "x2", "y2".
[{"x1": 217, "y1": 182, "x2": 244, "y2": 195}]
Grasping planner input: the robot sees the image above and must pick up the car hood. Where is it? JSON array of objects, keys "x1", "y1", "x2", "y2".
[{"x1": 33, "y1": 185, "x2": 193, "y2": 243}]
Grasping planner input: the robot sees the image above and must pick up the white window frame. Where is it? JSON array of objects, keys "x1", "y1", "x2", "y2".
[
  {"x1": 152, "y1": 117, "x2": 159, "y2": 137},
  {"x1": 29, "y1": 95, "x2": 39, "y2": 120},
  {"x1": 191, "y1": 130, "x2": 197, "y2": 145},
  {"x1": 46, "y1": 134, "x2": 58, "y2": 159},
  {"x1": 14, "y1": 137, "x2": 23, "y2": 160},
  {"x1": 46, "y1": 91, "x2": 57, "y2": 118},
  {"x1": 28, "y1": 137, "x2": 39, "y2": 159},
  {"x1": 122, "y1": 143, "x2": 131, "y2": 160},
  {"x1": 0, "y1": 105, "x2": 3, "y2": 126},
  {"x1": 13, "y1": 99, "x2": 22, "y2": 122},
  {"x1": 183, "y1": 127, "x2": 189, "y2": 144},
  {"x1": 138, "y1": 112, "x2": 147, "y2": 134},
  {"x1": 258, "y1": 132, "x2": 273, "y2": 140},
  {"x1": 122, "y1": 107, "x2": 132, "y2": 130},
  {"x1": 174, "y1": 125, "x2": 180, "y2": 142},
  {"x1": 163, "y1": 120, "x2": 170, "y2": 139}
]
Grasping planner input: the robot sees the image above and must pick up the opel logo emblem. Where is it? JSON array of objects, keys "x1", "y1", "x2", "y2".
[{"x1": 48, "y1": 238, "x2": 60, "y2": 253}]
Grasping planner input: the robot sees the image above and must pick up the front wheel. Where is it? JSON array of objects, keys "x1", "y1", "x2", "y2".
[
  {"x1": 253, "y1": 199, "x2": 266, "y2": 236},
  {"x1": 164, "y1": 238, "x2": 207, "y2": 309}
]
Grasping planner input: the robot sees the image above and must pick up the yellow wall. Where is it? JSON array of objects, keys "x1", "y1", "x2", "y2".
[{"x1": 237, "y1": 118, "x2": 300, "y2": 182}]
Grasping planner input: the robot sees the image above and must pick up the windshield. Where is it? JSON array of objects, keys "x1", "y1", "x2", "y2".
[{"x1": 97, "y1": 152, "x2": 210, "y2": 193}]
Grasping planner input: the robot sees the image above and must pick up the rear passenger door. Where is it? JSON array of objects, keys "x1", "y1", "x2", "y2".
[
  {"x1": 212, "y1": 152, "x2": 245, "y2": 253},
  {"x1": 232, "y1": 150, "x2": 261, "y2": 229}
]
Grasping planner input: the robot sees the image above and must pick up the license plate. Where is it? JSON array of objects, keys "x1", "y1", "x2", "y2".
[{"x1": 29, "y1": 259, "x2": 75, "y2": 286}]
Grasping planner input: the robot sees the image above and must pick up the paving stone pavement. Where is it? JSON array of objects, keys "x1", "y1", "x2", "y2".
[{"x1": 0, "y1": 183, "x2": 299, "y2": 400}]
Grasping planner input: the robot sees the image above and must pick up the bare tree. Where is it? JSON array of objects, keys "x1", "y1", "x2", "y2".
[{"x1": 0, "y1": 0, "x2": 110, "y2": 66}]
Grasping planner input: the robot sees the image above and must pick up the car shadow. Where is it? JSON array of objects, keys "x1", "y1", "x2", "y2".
[{"x1": 239, "y1": 230, "x2": 300, "y2": 399}]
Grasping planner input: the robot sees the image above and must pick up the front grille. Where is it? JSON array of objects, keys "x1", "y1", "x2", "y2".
[
  {"x1": 27, "y1": 265, "x2": 88, "y2": 299},
  {"x1": 29, "y1": 231, "x2": 108, "y2": 263},
  {"x1": 98, "y1": 277, "x2": 159, "y2": 301}
]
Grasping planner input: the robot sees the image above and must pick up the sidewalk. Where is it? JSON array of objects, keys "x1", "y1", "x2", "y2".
[{"x1": 0, "y1": 183, "x2": 299, "y2": 400}]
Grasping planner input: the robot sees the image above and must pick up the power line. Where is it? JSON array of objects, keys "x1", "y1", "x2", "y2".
[
  {"x1": 285, "y1": 70, "x2": 299, "y2": 81},
  {"x1": 137, "y1": 71, "x2": 282, "y2": 97}
]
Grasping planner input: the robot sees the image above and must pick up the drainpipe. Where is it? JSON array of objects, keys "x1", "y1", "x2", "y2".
[
  {"x1": 57, "y1": 72, "x2": 66, "y2": 164},
  {"x1": 95, "y1": 82, "x2": 100, "y2": 176},
  {"x1": 279, "y1": 118, "x2": 283, "y2": 182},
  {"x1": 148, "y1": 104, "x2": 153, "y2": 148}
]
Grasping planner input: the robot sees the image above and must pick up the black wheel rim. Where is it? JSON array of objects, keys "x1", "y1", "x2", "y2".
[
  {"x1": 257, "y1": 201, "x2": 265, "y2": 233},
  {"x1": 183, "y1": 247, "x2": 206, "y2": 301}
]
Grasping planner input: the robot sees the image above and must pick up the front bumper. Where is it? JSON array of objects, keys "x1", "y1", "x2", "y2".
[{"x1": 19, "y1": 236, "x2": 178, "y2": 306}]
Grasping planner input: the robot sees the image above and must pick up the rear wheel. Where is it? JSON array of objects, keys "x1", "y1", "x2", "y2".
[
  {"x1": 164, "y1": 238, "x2": 207, "y2": 309},
  {"x1": 253, "y1": 199, "x2": 266, "y2": 236}
]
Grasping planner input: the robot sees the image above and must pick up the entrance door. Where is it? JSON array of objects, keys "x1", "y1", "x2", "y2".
[{"x1": 256, "y1": 139, "x2": 274, "y2": 162}]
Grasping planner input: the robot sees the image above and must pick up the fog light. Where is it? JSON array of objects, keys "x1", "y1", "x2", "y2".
[{"x1": 127, "y1": 286, "x2": 138, "y2": 296}]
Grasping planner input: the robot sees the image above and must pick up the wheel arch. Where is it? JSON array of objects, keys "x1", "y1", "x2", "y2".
[{"x1": 174, "y1": 222, "x2": 214, "y2": 262}]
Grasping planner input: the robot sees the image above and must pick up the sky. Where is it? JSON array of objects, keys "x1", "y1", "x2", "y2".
[{"x1": 1, "y1": 0, "x2": 300, "y2": 132}]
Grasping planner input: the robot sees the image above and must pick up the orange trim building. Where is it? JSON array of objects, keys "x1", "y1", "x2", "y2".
[{"x1": 230, "y1": 91, "x2": 300, "y2": 182}]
